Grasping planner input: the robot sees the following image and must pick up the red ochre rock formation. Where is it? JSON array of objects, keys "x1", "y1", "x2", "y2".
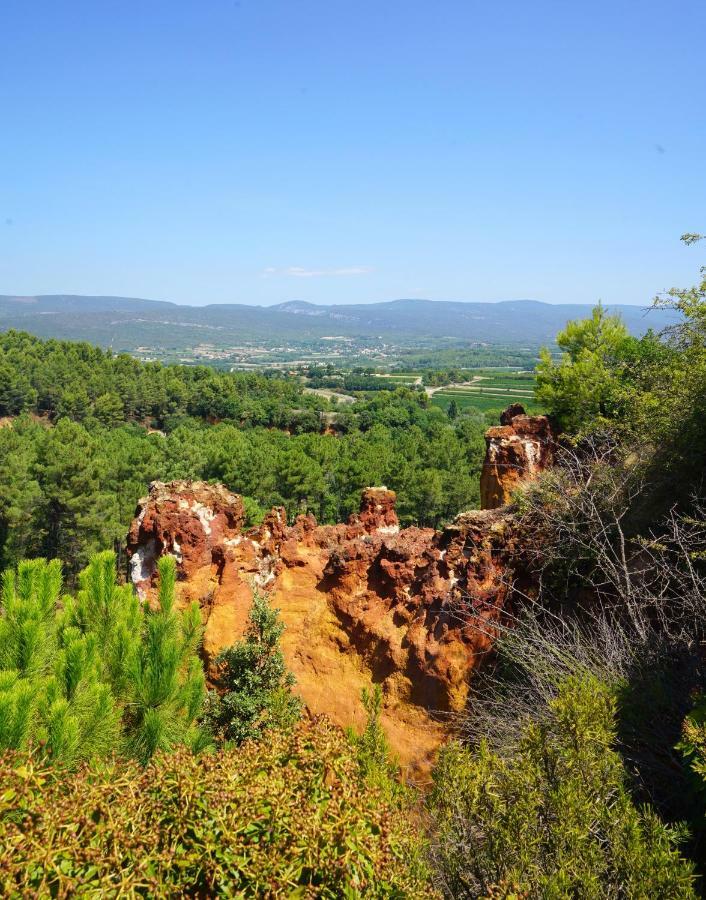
[
  {"x1": 480, "y1": 404, "x2": 556, "y2": 510},
  {"x1": 128, "y1": 481, "x2": 517, "y2": 776},
  {"x1": 127, "y1": 407, "x2": 554, "y2": 775}
]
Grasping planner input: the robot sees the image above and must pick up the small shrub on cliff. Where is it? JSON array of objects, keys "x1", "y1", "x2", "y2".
[
  {"x1": 0, "y1": 552, "x2": 205, "y2": 765},
  {"x1": 202, "y1": 586, "x2": 301, "y2": 745},
  {"x1": 0, "y1": 717, "x2": 432, "y2": 898},
  {"x1": 349, "y1": 684, "x2": 403, "y2": 802},
  {"x1": 681, "y1": 695, "x2": 706, "y2": 787},
  {"x1": 427, "y1": 675, "x2": 696, "y2": 899},
  {"x1": 678, "y1": 695, "x2": 706, "y2": 835}
]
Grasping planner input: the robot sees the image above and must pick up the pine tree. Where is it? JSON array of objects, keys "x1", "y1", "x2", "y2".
[
  {"x1": 33, "y1": 419, "x2": 119, "y2": 576},
  {"x1": 0, "y1": 557, "x2": 118, "y2": 764},
  {"x1": 0, "y1": 558, "x2": 61, "y2": 677},
  {"x1": 0, "y1": 424, "x2": 42, "y2": 569},
  {"x1": 349, "y1": 684, "x2": 402, "y2": 801},
  {"x1": 202, "y1": 587, "x2": 301, "y2": 745},
  {"x1": 0, "y1": 559, "x2": 54, "y2": 756},
  {"x1": 60, "y1": 550, "x2": 141, "y2": 696},
  {"x1": 354, "y1": 685, "x2": 392, "y2": 776},
  {"x1": 0, "y1": 552, "x2": 207, "y2": 766},
  {"x1": 124, "y1": 555, "x2": 206, "y2": 763}
]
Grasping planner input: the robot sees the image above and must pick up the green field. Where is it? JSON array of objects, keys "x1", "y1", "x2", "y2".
[
  {"x1": 431, "y1": 370, "x2": 543, "y2": 416},
  {"x1": 432, "y1": 393, "x2": 543, "y2": 415},
  {"x1": 377, "y1": 373, "x2": 420, "y2": 383}
]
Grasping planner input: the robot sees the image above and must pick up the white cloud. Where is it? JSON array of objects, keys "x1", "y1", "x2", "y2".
[{"x1": 262, "y1": 265, "x2": 372, "y2": 279}]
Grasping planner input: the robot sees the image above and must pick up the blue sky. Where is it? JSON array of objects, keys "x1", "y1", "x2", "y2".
[{"x1": 1, "y1": 0, "x2": 704, "y2": 306}]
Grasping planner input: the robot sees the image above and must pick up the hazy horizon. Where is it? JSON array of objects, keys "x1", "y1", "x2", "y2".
[{"x1": 0, "y1": 292, "x2": 662, "y2": 310}]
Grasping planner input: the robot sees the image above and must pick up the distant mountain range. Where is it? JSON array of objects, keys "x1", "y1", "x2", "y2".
[{"x1": 0, "y1": 294, "x2": 678, "y2": 351}]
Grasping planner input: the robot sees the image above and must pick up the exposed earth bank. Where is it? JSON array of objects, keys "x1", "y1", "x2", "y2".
[{"x1": 127, "y1": 406, "x2": 555, "y2": 775}]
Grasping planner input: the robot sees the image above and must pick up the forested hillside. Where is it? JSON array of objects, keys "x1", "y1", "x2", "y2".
[{"x1": 0, "y1": 330, "x2": 490, "y2": 576}]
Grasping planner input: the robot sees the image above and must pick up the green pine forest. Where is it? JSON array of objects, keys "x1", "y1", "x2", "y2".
[
  {"x1": 2, "y1": 239, "x2": 706, "y2": 895},
  {"x1": 0, "y1": 328, "x2": 498, "y2": 578}
]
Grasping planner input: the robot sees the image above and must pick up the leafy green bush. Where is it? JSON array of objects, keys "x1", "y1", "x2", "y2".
[
  {"x1": 535, "y1": 304, "x2": 634, "y2": 433},
  {"x1": 533, "y1": 302, "x2": 675, "y2": 439},
  {"x1": 0, "y1": 717, "x2": 432, "y2": 897},
  {"x1": 427, "y1": 675, "x2": 696, "y2": 899},
  {"x1": 0, "y1": 551, "x2": 205, "y2": 765},
  {"x1": 202, "y1": 587, "x2": 301, "y2": 745}
]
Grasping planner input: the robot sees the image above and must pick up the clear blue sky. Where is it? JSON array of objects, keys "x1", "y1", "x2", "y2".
[{"x1": 1, "y1": 0, "x2": 704, "y2": 306}]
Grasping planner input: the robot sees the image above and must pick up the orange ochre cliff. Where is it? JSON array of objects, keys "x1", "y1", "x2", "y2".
[
  {"x1": 127, "y1": 405, "x2": 555, "y2": 776},
  {"x1": 480, "y1": 403, "x2": 556, "y2": 509}
]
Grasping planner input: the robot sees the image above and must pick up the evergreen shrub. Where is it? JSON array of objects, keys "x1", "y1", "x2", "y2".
[{"x1": 0, "y1": 717, "x2": 432, "y2": 897}]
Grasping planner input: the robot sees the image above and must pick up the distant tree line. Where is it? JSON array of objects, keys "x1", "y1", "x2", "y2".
[{"x1": 0, "y1": 330, "x2": 326, "y2": 431}]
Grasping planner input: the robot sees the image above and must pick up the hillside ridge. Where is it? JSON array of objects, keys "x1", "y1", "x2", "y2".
[{"x1": 0, "y1": 293, "x2": 678, "y2": 350}]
